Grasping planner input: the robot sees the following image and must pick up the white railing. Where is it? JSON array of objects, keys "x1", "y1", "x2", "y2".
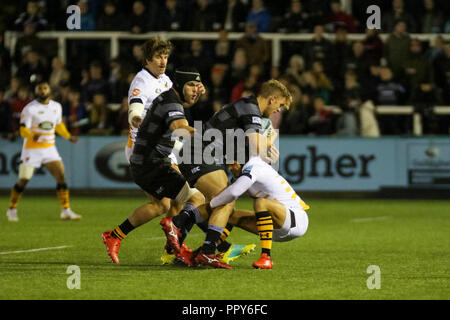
[
  {"x1": 4, "y1": 31, "x2": 450, "y2": 67},
  {"x1": 4, "y1": 30, "x2": 450, "y2": 136},
  {"x1": 326, "y1": 105, "x2": 450, "y2": 135}
]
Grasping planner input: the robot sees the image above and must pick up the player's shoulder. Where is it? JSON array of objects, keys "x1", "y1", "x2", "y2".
[
  {"x1": 242, "y1": 156, "x2": 268, "y2": 175},
  {"x1": 49, "y1": 99, "x2": 62, "y2": 108},
  {"x1": 233, "y1": 95, "x2": 261, "y2": 116},
  {"x1": 22, "y1": 99, "x2": 39, "y2": 112},
  {"x1": 157, "y1": 88, "x2": 181, "y2": 105},
  {"x1": 132, "y1": 69, "x2": 150, "y2": 84},
  {"x1": 152, "y1": 89, "x2": 183, "y2": 116}
]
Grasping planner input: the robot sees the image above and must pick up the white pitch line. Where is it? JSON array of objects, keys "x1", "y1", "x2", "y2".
[
  {"x1": 0, "y1": 245, "x2": 72, "y2": 255},
  {"x1": 350, "y1": 216, "x2": 391, "y2": 223}
]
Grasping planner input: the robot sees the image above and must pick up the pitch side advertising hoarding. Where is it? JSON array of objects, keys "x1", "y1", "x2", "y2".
[{"x1": 1, "y1": 137, "x2": 449, "y2": 191}]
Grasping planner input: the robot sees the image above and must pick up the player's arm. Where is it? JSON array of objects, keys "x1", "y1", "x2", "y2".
[
  {"x1": 237, "y1": 103, "x2": 267, "y2": 159},
  {"x1": 247, "y1": 131, "x2": 269, "y2": 159},
  {"x1": 164, "y1": 102, "x2": 195, "y2": 136},
  {"x1": 169, "y1": 118, "x2": 195, "y2": 136},
  {"x1": 55, "y1": 122, "x2": 78, "y2": 143},
  {"x1": 19, "y1": 107, "x2": 39, "y2": 141},
  {"x1": 19, "y1": 125, "x2": 35, "y2": 140},
  {"x1": 128, "y1": 99, "x2": 144, "y2": 128},
  {"x1": 210, "y1": 174, "x2": 255, "y2": 208},
  {"x1": 128, "y1": 78, "x2": 151, "y2": 128}
]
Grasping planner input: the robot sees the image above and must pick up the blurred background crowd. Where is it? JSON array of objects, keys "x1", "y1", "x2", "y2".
[{"x1": 1, "y1": 0, "x2": 450, "y2": 141}]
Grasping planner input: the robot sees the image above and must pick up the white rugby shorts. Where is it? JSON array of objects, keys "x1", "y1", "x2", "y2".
[
  {"x1": 20, "y1": 145, "x2": 62, "y2": 168},
  {"x1": 272, "y1": 206, "x2": 309, "y2": 242}
]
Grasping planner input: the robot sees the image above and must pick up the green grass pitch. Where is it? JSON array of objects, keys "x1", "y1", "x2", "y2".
[{"x1": 0, "y1": 195, "x2": 449, "y2": 300}]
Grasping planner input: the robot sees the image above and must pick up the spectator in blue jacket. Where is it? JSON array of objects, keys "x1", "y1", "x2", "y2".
[{"x1": 246, "y1": 0, "x2": 271, "y2": 33}]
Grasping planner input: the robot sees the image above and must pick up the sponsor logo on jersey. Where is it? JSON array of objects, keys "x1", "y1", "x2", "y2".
[
  {"x1": 132, "y1": 89, "x2": 141, "y2": 96},
  {"x1": 156, "y1": 88, "x2": 162, "y2": 94},
  {"x1": 168, "y1": 111, "x2": 184, "y2": 117},
  {"x1": 38, "y1": 121, "x2": 54, "y2": 130},
  {"x1": 191, "y1": 166, "x2": 201, "y2": 174},
  {"x1": 252, "y1": 116, "x2": 262, "y2": 125}
]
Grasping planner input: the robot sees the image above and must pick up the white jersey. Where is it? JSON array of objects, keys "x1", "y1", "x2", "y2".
[
  {"x1": 243, "y1": 157, "x2": 309, "y2": 211},
  {"x1": 126, "y1": 68, "x2": 172, "y2": 148},
  {"x1": 210, "y1": 157, "x2": 309, "y2": 212},
  {"x1": 20, "y1": 99, "x2": 63, "y2": 150}
]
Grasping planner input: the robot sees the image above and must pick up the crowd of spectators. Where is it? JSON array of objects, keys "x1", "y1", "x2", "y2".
[{"x1": 1, "y1": 0, "x2": 450, "y2": 141}]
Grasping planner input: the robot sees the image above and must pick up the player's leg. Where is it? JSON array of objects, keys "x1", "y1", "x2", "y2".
[
  {"x1": 103, "y1": 193, "x2": 170, "y2": 264},
  {"x1": 251, "y1": 198, "x2": 287, "y2": 269},
  {"x1": 6, "y1": 164, "x2": 33, "y2": 222},
  {"x1": 7, "y1": 147, "x2": 38, "y2": 221},
  {"x1": 190, "y1": 170, "x2": 234, "y2": 268},
  {"x1": 44, "y1": 160, "x2": 81, "y2": 220}
]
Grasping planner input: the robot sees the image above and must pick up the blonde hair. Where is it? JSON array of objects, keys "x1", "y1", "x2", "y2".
[{"x1": 259, "y1": 79, "x2": 292, "y2": 110}]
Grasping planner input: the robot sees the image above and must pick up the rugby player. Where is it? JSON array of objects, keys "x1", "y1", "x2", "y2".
[
  {"x1": 210, "y1": 157, "x2": 310, "y2": 269},
  {"x1": 162, "y1": 80, "x2": 292, "y2": 269},
  {"x1": 103, "y1": 66, "x2": 244, "y2": 264},
  {"x1": 102, "y1": 37, "x2": 180, "y2": 264},
  {"x1": 6, "y1": 81, "x2": 81, "y2": 221}
]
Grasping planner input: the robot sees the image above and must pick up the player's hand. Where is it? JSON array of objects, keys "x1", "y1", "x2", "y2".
[
  {"x1": 32, "y1": 134, "x2": 41, "y2": 142},
  {"x1": 264, "y1": 145, "x2": 279, "y2": 164},
  {"x1": 69, "y1": 136, "x2": 79, "y2": 143},
  {"x1": 131, "y1": 115, "x2": 143, "y2": 128},
  {"x1": 197, "y1": 83, "x2": 206, "y2": 95},
  {"x1": 185, "y1": 125, "x2": 196, "y2": 136}
]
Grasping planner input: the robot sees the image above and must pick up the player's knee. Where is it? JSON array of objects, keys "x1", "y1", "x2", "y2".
[
  {"x1": 176, "y1": 183, "x2": 202, "y2": 205},
  {"x1": 189, "y1": 190, "x2": 205, "y2": 207},
  {"x1": 253, "y1": 198, "x2": 268, "y2": 212},
  {"x1": 56, "y1": 183, "x2": 68, "y2": 190},
  {"x1": 18, "y1": 164, "x2": 34, "y2": 181},
  {"x1": 157, "y1": 198, "x2": 171, "y2": 213}
]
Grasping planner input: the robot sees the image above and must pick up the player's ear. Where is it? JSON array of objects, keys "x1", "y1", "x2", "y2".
[{"x1": 268, "y1": 95, "x2": 277, "y2": 106}]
